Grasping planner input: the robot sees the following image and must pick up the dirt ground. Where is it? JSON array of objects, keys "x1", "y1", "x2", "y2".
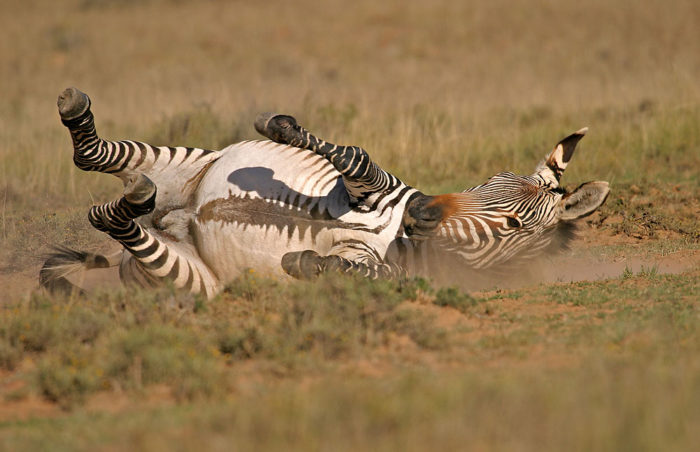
[{"x1": 1, "y1": 199, "x2": 697, "y2": 423}]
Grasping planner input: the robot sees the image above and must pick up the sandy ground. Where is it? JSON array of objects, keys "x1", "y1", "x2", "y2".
[{"x1": 1, "y1": 212, "x2": 698, "y2": 422}]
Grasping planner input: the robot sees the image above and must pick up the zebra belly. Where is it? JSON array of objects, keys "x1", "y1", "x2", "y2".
[
  {"x1": 192, "y1": 140, "x2": 370, "y2": 280},
  {"x1": 194, "y1": 219, "x2": 334, "y2": 280}
]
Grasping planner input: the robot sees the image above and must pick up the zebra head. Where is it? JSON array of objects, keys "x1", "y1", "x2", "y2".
[{"x1": 405, "y1": 128, "x2": 610, "y2": 269}]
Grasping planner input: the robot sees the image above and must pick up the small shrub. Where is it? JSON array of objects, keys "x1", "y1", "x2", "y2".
[
  {"x1": 101, "y1": 325, "x2": 223, "y2": 400},
  {"x1": 399, "y1": 277, "x2": 434, "y2": 300},
  {"x1": 386, "y1": 308, "x2": 448, "y2": 350},
  {"x1": 434, "y1": 287, "x2": 476, "y2": 312},
  {"x1": 638, "y1": 265, "x2": 659, "y2": 279},
  {"x1": 621, "y1": 266, "x2": 634, "y2": 280},
  {"x1": 216, "y1": 324, "x2": 264, "y2": 359},
  {"x1": 0, "y1": 340, "x2": 22, "y2": 371},
  {"x1": 224, "y1": 271, "x2": 279, "y2": 301},
  {"x1": 221, "y1": 273, "x2": 448, "y2": 359},
  {"x1": 35, "y1": 347, "x2": 100, "y2": 409},
  {"x1": 7, "y1": 312, "x2": 57, "y2": 353},
  {"x1": 275, "y1": 274, "x2": 414, "y2": 357}
]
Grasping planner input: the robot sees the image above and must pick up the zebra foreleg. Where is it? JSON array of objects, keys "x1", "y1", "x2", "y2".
[
  {"x1": 255, "y1": 113, "x2": 402, "y2": 202},
  {"x1": 281, "y1": 250, "x2": 405, "y2": 280},
  {"x1": 88, "y1": 174, "x2": 220, "y2": 298}
]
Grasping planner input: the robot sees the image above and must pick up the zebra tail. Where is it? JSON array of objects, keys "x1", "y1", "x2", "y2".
[{"x1": 39, "y1": 246, "x2": 113, "y2": 295}]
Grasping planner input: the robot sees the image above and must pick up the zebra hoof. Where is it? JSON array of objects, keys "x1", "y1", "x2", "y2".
[
  {"x1": 254, "y1": 112, "x2": 298, "y2": 144},
  {"x1": 124, "y1": 174, "x2": 157, "y2": 206},
  {"x1": 58, "y1": 87, "x2": 90, "y2": 121},
  {"x1": 402, "y1": 194, "x2": 444, "y2": 239},
  {"x1": 281, "y1": 250, "x2": 321, "y2": 280}
]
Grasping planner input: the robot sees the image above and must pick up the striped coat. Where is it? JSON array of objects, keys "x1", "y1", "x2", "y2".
[{"x1": 41, "y1": 88, "x2": 609, "y2": 298}]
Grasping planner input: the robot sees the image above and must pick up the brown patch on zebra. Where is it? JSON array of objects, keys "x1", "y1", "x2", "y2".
[
  {"x1": 197, "y1": 193, "x2": 367, "y2": 241},
  {"x1": 427, "y1": 192, "x2": 484, "y2": 223},
  {"x1": 426, "y1": 193, "x2": 461, "y2": 219}
]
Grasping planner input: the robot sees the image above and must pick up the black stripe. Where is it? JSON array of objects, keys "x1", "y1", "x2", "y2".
[{"x1": 130, "y1": 240, "x2": 159, "y2": 259}]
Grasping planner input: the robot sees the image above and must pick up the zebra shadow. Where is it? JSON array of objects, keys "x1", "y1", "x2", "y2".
[{"x1": 227, "y1": 167, "x2": 352, "y2": 219}]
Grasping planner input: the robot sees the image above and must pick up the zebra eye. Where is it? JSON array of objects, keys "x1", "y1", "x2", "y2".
[{"x1": 506, "y1": 216, "x2": 522, "y2": 228}]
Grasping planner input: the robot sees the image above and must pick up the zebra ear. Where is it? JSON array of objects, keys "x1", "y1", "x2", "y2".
[
  {"x1": 559, "y1": 181, "x2": 610, "y2": 221},
  {"x1": 534, "y1": 127, "x2": 588, "y2": 186}
]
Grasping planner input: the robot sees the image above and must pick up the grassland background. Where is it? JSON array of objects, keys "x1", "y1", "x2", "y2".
[{"x1": 0, "y1": 0, "x2": 699, "y2": 450}]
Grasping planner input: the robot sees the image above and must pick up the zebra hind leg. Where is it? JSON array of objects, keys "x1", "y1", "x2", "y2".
[
  {"x1": 281, "y1": 250, "x2": 403, "y2": 280},
  {"x1": 88, "y1": 173, "x2": 157, "y2": 233},
  {"x1": 88, "y1": 173, "x2": 221, "y2": 297},
  {"x1": 255, "y1": 113, "x2": 401, "y2": 202}
]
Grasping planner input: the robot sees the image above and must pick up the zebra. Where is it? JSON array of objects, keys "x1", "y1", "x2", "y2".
[{"x1": 41, "y1": 87, "x2": 609, "y2": 298}]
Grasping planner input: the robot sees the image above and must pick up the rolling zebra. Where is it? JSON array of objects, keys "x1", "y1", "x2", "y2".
[{"x1": 41, "y1": 88, "x2": 609, "y2": 298}]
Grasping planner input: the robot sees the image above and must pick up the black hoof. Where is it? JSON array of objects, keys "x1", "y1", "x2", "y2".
[
  {"x1": 122, "y1": 174, "x2": 157, "y2": 217},
  {"x1": 124, "y1": 174, "x2": 157, "y2": 206},
  {"x1": 57, "y1": 87, "x2": 90, "y2": 121},
  {"x1": 402, "y1": 193, "x2": 443, "y2": 239},
  {"x1": 254, "y1": 112, "x2": 298, "y2": 144},
  {"x1": 281, "y1": 250, "x2": 322, "y2": 279}
]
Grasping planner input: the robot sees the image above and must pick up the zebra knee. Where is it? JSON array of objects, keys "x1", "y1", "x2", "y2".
[{"x1": 88, "y1": 176, "x2": 156, "y2": 234}]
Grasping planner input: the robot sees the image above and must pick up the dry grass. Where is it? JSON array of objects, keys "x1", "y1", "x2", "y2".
[
  {"x1": 1, "y1": 0, "x2": 699, "y2": 207},
  {"x1": 1, "y1": 0, "x2": 699, "y2": 450},
  {"x1": 1, "y1": 270, "x2": 698, "y2": 451}
]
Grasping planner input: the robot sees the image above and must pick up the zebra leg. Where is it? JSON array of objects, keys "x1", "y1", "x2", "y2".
[
  {"x1": 281, "y1": 250, "x2": 405, "y2": 280},
  {"x1": 255, "y1": 113, "x2": 401, "y2": 202},
  {"x1": 58, "y1": 87, "x2": 129, "y2": 174},
  {"x1": 57, "y1": 88, "x2": 219, "y2": 206},
  {"x1": 255, "y1": 112, "x2": 437, "y2": 238},
  {"x1": 88, "y1": 173, "x2": 220, "y2": 298}
]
